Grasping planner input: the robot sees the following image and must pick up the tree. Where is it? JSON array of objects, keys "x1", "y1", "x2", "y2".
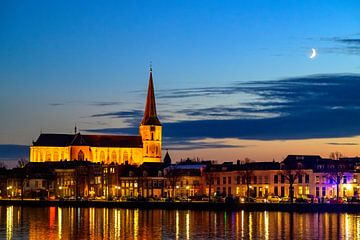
[
  {"x1": 239, "y1": 158, "x2": 253, "y2": 200},
  {"x1": 329, "y1": 152, "x2": 343, "y2": 160},
  {"x1": 165, "y1": 165, "x2": 181, "y2": 198},
  {"x1": 204, "y1": 169, "x2": 215, "y2": 202},
  {"x1": 280, "y1": 160, "x2": 304, "y2": 203},
  {"x1": 17, "y1": 158, "x2": 28, "y2": 168},
  {"x1": 326, "y1": 161, "x2": 346, "y2": 201}
]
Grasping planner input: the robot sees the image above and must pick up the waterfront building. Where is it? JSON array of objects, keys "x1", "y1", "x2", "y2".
[{"x1": 29, "y1": 68, "x2": 162, "y2": 165}]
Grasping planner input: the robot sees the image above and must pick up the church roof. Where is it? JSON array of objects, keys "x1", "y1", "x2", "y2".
[
  {"x1": 141, "y1": 68, "x2": 161, "y2": 126},
  {"x1": 33, "y1": 133, "x2": 143, "y2": 148}
]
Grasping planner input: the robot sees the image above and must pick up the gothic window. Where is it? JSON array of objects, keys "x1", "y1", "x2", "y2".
[
  {"x1": 61, "y1": 151, "x2": 64, "y2": 160},
  {"x1": 100, "y1": 151, "x2": 105, "y2": 162},
  {"x1": 123, "y1": 151, "x2": 129, "y2": 162},
  {"x1": 111, "y1": 151, "x2": 117, "y2": 163},
  {"x1": 46, "y1": 151, "x2": 51, "y2": 161},
  {"x1": 39, "y1": 151, "x2": 43, "y2": 161},
  {"x1": 78, "y1": 150, "x2": 84, "y2": 161},
  {"x1": 54, "y1": 152, "x2": 59, "y2": 161}
]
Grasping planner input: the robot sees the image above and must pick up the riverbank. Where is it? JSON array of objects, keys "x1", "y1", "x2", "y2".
[{"x1": 1, "y1": 199, "x2": 360, "y2": 212}]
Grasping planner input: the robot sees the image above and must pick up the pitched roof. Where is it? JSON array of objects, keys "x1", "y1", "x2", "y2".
[
  {"x1": 141, "y1": 68, "x2": 161, "y2": 126},
  {"x1": 33, "y1": 133, "x2": 143, "y2": 148}
]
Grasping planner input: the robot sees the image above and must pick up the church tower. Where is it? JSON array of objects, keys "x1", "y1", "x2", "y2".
[{"x1": 139, "y1": 67, "x2": 162, "y2": 162}]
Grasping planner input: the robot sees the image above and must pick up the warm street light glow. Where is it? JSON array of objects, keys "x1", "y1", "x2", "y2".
[{"x1": 186, "y1": 186, "x2": 190, "y2": 190}]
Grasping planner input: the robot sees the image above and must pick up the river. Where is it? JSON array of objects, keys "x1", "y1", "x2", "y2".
[{"x1": 1, "y1": 206, "x2": 360, "y2": 239}]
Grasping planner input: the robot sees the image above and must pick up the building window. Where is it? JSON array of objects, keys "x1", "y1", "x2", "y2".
[
  {"x1": 322, "y1": 187, "x2": 326, "y2": 197},
  {"x1": 100, "y1": 151, "x2": 105, "y2": 162},
  {"x1": 54, "y1": 152, "x2": 59, "y2": 161},
  {"x1": 305, "y1": 186, "x2": 310, "y2": 195},
  {"x1": 322, "y1": 176, "x2": 327, "y2": 184},
  {"x1": 217, "y1": 177, "x2": 220, "y2": 185},
  {"x1": 274, "y1": 175, "x2": 278, "y2": 184},
  {"x1": 315, "y1": 176, "x2": 320, "y2": 184},
  {"x1": 316, "y1": 187, "x2": 320, "y2": 197},
  {"x1": 264, "y1": 176, "x2": 269, "y2": 184},
  {"x1": 274, "y1": 186, "x2": 278, "y2": 196},
  {"x1": 343, "y1": 176, "x2": 347, "y2": 184},
  {"x1": 228, "y1": 177, "x2": 231, "y2": 185},
  {"x1": 298, "y1": 186, "x2": 303, "y2": 195},
  {"x1": 78, "y1": 150, "x2": 84, "y2": 161},
  {"x1": 236, "y1": 176, "x2": 240, "y2": 184},
  {"x1": 242, "y1": 176, "x2": 246, "y2": 184},
  {"x1": 258, "y1": 176, "x2": 262, "y2": 184},
  {"x1": 111, "y1": 151, "x2": 117, "y2": 163},
  {"x1": 253, "y1": 176, "x2": 257, "y2": 184},
  {"x1": 305, "y1": 175, "x2": 310, "y2": 184},
  {"x1": 281, "y1": 175, "x2": 285, "y2": 184},
  {"x1": 223, "y1": 177, "x2": 226, "y2": 185},
  {"x1": 123, "y1": 151, "x2": 129, "y2": 162},
  {"x1": 280, "y1": 186, "x2": 285, "y2": 197},
  {"x1": 298, "y1": 175, "x2": 303, "y2": 184},
  {"x1": 228, "y1": 187, "x2": 231, "y2": 195}
]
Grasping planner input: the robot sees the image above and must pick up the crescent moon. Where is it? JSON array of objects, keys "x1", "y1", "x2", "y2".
[{"x1": 310, "y1": 48, "x2": 317, "y2": 59}]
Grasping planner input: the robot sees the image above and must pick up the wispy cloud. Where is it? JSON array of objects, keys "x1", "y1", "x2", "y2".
[
  {"x1": 327, "y1": 142, "x2": 359, "y2": 146},
  {"x1": 85, "y1": 74, "x2": 360, "y2": 149}
]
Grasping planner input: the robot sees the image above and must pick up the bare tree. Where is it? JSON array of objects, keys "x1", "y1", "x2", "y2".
[
  {"x1": 165, "y1": 165, "x2": 181, "y2": 198},
  {"x1": 17, "y1": 158, "x2": 28, "y2": 168},
  {"x1": 280, "y1": 161, "x2": 304, "y2": 203},
  {"x1": 0, "y1": 161, "x2": 6, "y2": 169},
  {"x1": 204, "y1": 170, "x2": 215, "y2": 202},
  {"x1": 327, "y1": 162, "x2": 346, "y2": 201},
  {"x1": 240, "y1": 158, "x2": 253, "y2": 200},
  {"x1": 329, "y1": 152, "x2": 343, "y2": 160}
]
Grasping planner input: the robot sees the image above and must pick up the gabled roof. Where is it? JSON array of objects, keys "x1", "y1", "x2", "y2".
[
  {"x1": 33, "y1": 133, "x2": 143, "y2": 148},
  {"x1": 141, "y1": 68, "x2": 161, "y2": 126}
]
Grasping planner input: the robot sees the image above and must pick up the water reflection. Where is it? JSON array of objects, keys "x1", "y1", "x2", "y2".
[{"x1": 2, "y1": 206, "x2": 360, "y2": 239}]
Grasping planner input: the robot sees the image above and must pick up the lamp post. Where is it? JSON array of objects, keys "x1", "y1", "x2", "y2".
[
  {"x1": 59, "y1": 186, "x2": 63, "y2": 199},
  {"x1": 176, "y1": 185, "x2": 179, "y2": 198},
  {"x1": 7, "y1": 186, "x2": 12, "y2": 199},
  {"x1": 186, "y1": 185, "x2": 190, "y2": 199},
  {"x1": 115, "y1": 186, "x2": 121, "y2": 199}
]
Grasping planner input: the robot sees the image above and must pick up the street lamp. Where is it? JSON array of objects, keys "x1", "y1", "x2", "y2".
[
  {"x1": 115, "y1": 186, "x2": 121, "y2": 199},
  {"x1": 7, "y1": 186, "x2": 12, "y2": 198},
  {"x1": 186, "y1": 185, "x2": 190, "y2": 198}
]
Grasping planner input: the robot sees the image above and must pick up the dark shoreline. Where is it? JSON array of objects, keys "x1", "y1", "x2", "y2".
[{"x1": 1, "y1": 200, "x2": 360, "y2": 213}]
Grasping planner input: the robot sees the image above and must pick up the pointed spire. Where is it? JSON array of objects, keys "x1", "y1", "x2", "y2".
[
  {"x1": 141, "y1": 66, "x2": 161, "y2": 126},
  {"x1": 74, "y1": 123, "x2": 77, "y2": 134}
]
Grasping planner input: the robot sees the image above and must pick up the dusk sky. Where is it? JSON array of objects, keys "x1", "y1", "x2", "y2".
[{"x1": 1, "y1": 1, "x2": 360, "y2": 164}]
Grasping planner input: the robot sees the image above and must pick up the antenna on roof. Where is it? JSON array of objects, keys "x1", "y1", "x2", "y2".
[{"x1": 74, "y1": 123, "x2": 77, "y2": 134}]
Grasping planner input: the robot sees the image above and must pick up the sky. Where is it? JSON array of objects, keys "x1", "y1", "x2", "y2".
[{"x1": 1, "y1": 0, "x2": 360, "y2": 165}]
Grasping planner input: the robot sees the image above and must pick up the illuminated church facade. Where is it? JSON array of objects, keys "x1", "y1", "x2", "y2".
[{"x1": 30, "y1": 68, "x2": 162, "y2": 164}]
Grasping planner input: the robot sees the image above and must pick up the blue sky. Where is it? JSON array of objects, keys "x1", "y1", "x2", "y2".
[{"x1": 1, "y1": 1, "x2": 360, "y2": 164}]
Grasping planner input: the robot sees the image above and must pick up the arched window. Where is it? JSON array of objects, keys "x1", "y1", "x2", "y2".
[
  {"x1": 100, "y1": 151, "x2": 105, "y2": 162},
  {"x1": 123, "y1": 151, "x2": 128, "y2": 162},
  {"x1": 46, "y1": 151, "x2": 51, "y2": 161},
  {"x1": 39, "y1": 151, "x2": 43, "y2": 161},
  {"x1": 61, "y1": 151, "x2": 64, "y2": 160},
  {"x1": 78, "y1": 150, "x2": 84, "y2": 161},
  {"x1": 111, "y1": 151, "x2": 117, "y2": 163},
  {"x1": 54, "y1": 152, "x2": 59, "y2": 161}
]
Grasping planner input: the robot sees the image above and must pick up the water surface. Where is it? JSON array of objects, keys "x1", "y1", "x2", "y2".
[{"x1": 1, "y1": 206, "x2": 360, "y2": 239}]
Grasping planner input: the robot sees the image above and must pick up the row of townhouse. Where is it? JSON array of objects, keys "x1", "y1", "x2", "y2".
[
  {"x1": 204, "y1": 155, "x2": 360, "y2": 200},
  {"x1": 1, "y1": 154, "x2": 360, "y2": 200}
]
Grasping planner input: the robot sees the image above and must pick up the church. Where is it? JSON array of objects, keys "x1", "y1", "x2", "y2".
[{"x1": 29, "y1": 68, "x2": 162, "y2": 164}]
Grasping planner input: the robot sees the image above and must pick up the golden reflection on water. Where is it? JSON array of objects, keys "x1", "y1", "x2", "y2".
[
  {"x1": 6, "y1": 206, "x2": 13, "y2": 240},
  {"x1": 2, "y1": 206, "x2": 360, "y2": 239}
]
